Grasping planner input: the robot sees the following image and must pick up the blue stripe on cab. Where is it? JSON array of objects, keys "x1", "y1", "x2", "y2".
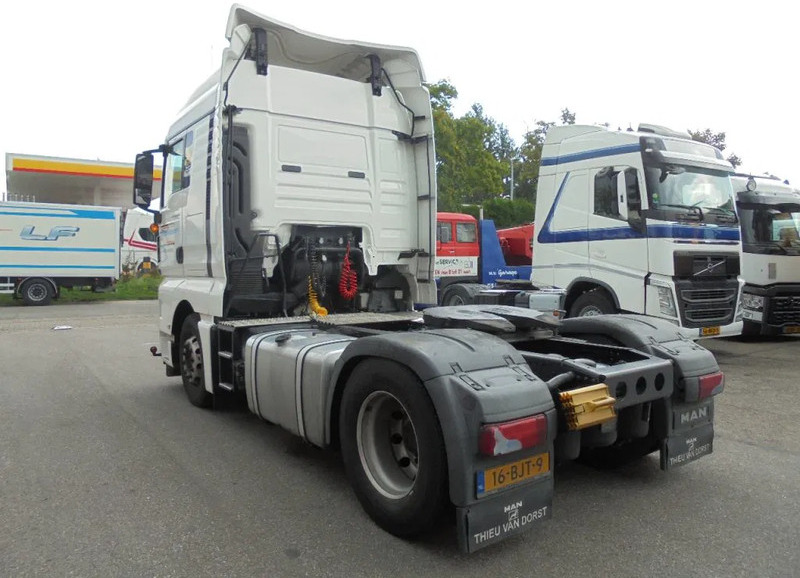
[
  {"x1": 540, "y1": 143, "x2": 641, "y2": 166},
  {"x1": 0, "y1": 264, "x2": 117, "y2": 269},
  {"x1": 0, "y1": 246, "x2": 116, "y2": 253},
  {"x1": 0, "y1": 209, "x2": 116, "y2": 220}
]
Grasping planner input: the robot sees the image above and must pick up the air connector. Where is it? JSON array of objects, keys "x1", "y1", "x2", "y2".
[{"x1": 559, "y1": 384, "x2": 616, "y2": 430}]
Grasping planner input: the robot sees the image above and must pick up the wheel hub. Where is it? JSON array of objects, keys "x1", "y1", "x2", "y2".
[
  {"x1": 182, "y1": 335, "x2": 203, "y2": 386},
  {"x1": 356, "y1": 391, "x2": 419, "y2": 500}
]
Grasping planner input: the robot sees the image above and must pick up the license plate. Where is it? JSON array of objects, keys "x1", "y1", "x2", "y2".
[
  {"x1": 660, "y1": 423, "x2": 714, "y2": 470},
  {"x1": 783, "y1": 325, "x2": 800, "y2": 334},
  {"x1": 701, "y1": 326, "x2": 720, "y2": 336},
  {"x1": 142, "y1": 262, "x2": 152, "y2": 269},
  {"x1": 476, "y1": 452, "x2": 549, "y2": 497}
]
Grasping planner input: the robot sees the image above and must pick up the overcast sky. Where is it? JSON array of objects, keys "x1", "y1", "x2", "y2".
[{"x1": 2, "y1": 1, "x2": 797, "y2": 192}]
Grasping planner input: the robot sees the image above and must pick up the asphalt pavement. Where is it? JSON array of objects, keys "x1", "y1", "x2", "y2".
[{"x1": 1, "y1": 300, "x2": 798, "y2": 577}]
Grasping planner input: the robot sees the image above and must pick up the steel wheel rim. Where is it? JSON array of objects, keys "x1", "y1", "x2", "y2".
[
  {"x1": 182, "y1": 335, "x2": 203, "y2": 387},
  {"x1": 27, "y1": 284, "x2": 47, "y2": 302},
  {"x1": 356, "y1": 391, "x2": 419, "y2": 500},
  {"x1": 580, "y1": 305, "x2": 604, "y2": 316},
  {"x1": 447, "y1": 294, "x2": 466, "y2": 306}
]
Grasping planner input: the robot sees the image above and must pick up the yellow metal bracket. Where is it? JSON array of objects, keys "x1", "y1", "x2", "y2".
[{"x1": 559, "y1": 383, "x2": 616, "y2": 430}]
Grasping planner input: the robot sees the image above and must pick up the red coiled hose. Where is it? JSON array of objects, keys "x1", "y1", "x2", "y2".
[{"x1": 339, "y1": 243, "x2": 358, "y2": 300}]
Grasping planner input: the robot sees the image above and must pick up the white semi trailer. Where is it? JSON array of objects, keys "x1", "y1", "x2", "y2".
[
  {"x1": 134, "y1": 5, "x2": 725, "y2": 552},
  {"x1": 0, "y1": 201, "x2": 120, "y2": 304}
]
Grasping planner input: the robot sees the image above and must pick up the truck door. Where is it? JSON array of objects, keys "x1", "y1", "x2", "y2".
[
  {"x1": 159, "y1": 138, "x2": 190, "y2": 278},
  {"x1": 587, "y1": 166, "x2": 648, "y2": 312}
]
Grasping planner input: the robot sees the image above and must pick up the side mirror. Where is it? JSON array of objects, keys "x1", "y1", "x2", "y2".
[{"x1": 133, "y1": 153, "x2": 154, "y2": 209}]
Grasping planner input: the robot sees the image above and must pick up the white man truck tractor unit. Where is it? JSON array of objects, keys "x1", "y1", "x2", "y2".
[
  {"x1": 732, "y1": 174, "x2": 800, "y2": 335},
  {"x1": 532, "y1": 124, "x2": 744, "y2": 339},
  {"x1": 134, "y1": 6, "x2": 725, "y2": 552}
]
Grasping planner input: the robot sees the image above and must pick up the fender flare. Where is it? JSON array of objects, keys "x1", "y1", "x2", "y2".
[
  {"x1": 565, "y1": 277, "x2": 621, "y2": 311},
  {"x1": 327, "y1": 328, "x2": 555, "y2": 506}
]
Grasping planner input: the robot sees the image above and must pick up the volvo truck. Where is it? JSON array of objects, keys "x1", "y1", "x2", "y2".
[
  {"x1": 0, "y1": 201, "x2": 120, "y2": 304},
  {"x1": 733, "y1": 174, "x2": 800, "y2": 335},
  {"x1": 133, "y1": 6, "x2": 725, "y2": 552},
  {"x1": 532, "y1": 124, "x2": 744, "y2": 339}
]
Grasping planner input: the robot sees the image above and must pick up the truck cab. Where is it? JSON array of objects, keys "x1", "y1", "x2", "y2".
[
  {"x1": 733, "y1": 175, "x2": 800, "y2": 335},
  {"x1": 532, "y1": 124, "x2": 744, "y2": 338},
  {"x1": 121, "y1": 207, "x2": 158, "y2": 276}
]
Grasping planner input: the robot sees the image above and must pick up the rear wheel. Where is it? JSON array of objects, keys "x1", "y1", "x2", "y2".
[
  {"x1": 20, "y1": 278, "x2": 54, "y2": 306},
  {"x1": 179, "y1": 314, "x2": 213, "y2": 408},
  {"x1": 569, "y1": 289, "x2": 616, "y2": 317},
  {"x1": 339, "y1": 359, "x2": 448, "y2": 538},
  {"x1": 442, "y1": 283, "x2": 482, "y2": 306}
]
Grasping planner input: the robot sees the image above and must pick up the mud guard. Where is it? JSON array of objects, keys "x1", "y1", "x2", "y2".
[{"x1": 559, "y1": 314, "x2": 721, "y2": 469}]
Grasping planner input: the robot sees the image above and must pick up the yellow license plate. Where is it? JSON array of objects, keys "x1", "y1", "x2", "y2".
[
  {"x1": 783, "y1": 326, "x2": 800, "y2": 334},
  {"x1": 142, "y1": 262, "x2": 152, "y2": 269},
  {"x1": 477, "y1": 452, "x2": 550, "y2": 497},
  {"x1": 701, "y1": 326, "x2": 721, "y2": 336}
]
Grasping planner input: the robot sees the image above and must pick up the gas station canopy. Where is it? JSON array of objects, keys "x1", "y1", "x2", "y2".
[{"x1": 4, "y1": 153, "x2": 161, "y2": 208}]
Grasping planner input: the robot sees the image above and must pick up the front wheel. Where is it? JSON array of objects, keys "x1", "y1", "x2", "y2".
[
  {"x1": 442, "y1": 283, "x2": 483, "y2": 306},
  {"x1": 339, "y1": 359, "x2": 448, "y2": 538},
  {"x1": 179, "y1": 314, "x2": 213, "y2": 408},
  {"x1": 20, "y1": 278, "x2": 54, "y2": 306},
  {"x1": 569, "y1": 289, "x2": 616, "y2": 317}
]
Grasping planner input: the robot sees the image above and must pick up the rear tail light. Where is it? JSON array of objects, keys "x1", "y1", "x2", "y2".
[
  {"x1": 698, "y1": 371, "x2": 724, "y2": 399},
  {"x1": 479, "y1": 414, "x2": 547, "y2": 457}
]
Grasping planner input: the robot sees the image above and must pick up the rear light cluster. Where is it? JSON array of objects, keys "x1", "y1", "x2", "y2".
[
  {"x1": 479, "y1": 414, "x2": 547, "y2": 457},
  {"x1": 698, "y1": 371, "x2": 724, "y2": 399}
]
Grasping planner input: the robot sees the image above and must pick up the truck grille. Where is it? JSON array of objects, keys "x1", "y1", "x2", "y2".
[
  {"x1": 681, "y1": 288, "x2": 737, "y2": 303},
  {"x1": 767, "y1": 295, "x2": 800, "y2": 325},
  {"x1": 676, "y1": 282, "x2": 738, "y2": 327}
]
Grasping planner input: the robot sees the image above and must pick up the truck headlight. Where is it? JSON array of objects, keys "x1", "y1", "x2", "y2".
[
  {"x1": 657, "y1": 286, "x2": 677, "y2": 317},
  {"x1": 741, "y1": 293, "x2": 764, "y2": 312}
]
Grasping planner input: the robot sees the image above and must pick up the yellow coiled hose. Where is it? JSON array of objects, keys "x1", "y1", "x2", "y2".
[{"x1": 308, "y1": 276, "x2": 328, "y2": 316}]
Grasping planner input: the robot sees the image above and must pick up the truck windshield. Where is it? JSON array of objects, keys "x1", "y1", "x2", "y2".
[
  {"x1": 644, "y1": 165, "x2": 736, "y2": 222},
  {"x1": 739, "y1": 205, "x2": 800, "y2": 255}
]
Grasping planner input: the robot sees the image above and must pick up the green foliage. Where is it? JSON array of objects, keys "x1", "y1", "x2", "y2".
[
  {"x1": 689, "y1": 128, "x2": 743, "y2": 168},
  {"x1": 428, "y1": 80, "x2": 510, "y2": 212},
  {"x1": 0, "y1": 275, "x2": 161, "y2": 306},
  {"x1": 482, "y1": 198, "x2": 535, "y2": 228}
]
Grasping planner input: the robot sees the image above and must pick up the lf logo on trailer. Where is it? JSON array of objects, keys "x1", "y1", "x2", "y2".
[{"x1": 20, "y1": 226, "x2": 80, "y2": 241}]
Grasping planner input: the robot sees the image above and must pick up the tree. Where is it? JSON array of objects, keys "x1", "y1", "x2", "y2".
[
  {"x1": 688, "y1": 128, "x2": 743, "y2": 169},
  {"x1": 427, "y1": 79, "x2": 512, "y2": 212}
]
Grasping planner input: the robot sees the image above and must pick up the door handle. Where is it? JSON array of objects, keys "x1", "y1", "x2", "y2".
[{"x1": 591, "y1": 249, "x2": 606, "y2": 259}]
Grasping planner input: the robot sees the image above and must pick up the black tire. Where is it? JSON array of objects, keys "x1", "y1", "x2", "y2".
[
  {"x1": 569, "y1": 289, "x2": 616, "y2": 318},
  {"x1": 442, "y1": 283, "x2": 481, "y2": 306},
  {"x1": 339, "y1": 359, "x2": 448, "y2": 538},
  {"x1": 179, "y1": 314, "x2": 213, "y2": 408},
  {"x1": 20, "y1": 278, "x2": 54, "y2": 306}
]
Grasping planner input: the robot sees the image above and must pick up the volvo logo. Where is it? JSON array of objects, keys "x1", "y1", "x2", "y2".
[{"x1": 693, "y1": 257, "x2": 725, "y2": 277}]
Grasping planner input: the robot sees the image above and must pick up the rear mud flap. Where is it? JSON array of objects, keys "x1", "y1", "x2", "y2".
[
  {"x1": 457, "y1": 481, "x2": 552, "y2": 553},
  {"x1": 660, "y1": 422, "x2": 714, "y2": 470}
]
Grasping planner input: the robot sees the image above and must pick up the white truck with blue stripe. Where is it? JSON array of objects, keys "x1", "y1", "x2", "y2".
[
  {"x1": 0, "y1": 201, "x2": 121, "y2": 305},
  {"x1": 532, "y1": 124, "x2": 744, "y2": 339}
]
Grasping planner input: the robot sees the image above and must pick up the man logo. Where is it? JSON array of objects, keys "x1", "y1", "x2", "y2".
[{"x1": 20, "y1": 226, "x2": 80, "y2": 241}]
